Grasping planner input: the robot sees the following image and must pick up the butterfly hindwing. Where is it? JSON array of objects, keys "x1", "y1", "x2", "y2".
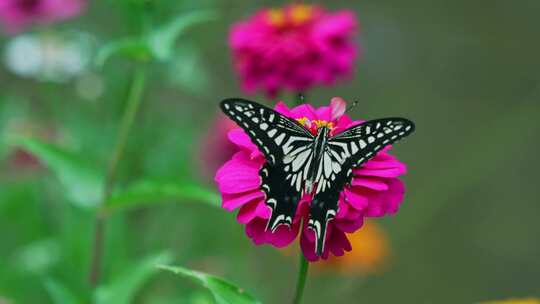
[
  {"x1": 308, "y1": 118, "x2": 415, "y2": 256},
  {"x1": 260, "y1": 162, "x2": 302, "y2": 231},
  {"x1": 220, "y1": 98, "x2": 314, "y2": 231}
]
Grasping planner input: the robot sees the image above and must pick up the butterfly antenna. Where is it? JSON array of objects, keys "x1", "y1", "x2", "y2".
[
  {"x1": 296, "y1": 93, "x2": 306, "y2": 105},
  {"x1": 345, "y1": 100, "x2": 359, "y2": 114}
]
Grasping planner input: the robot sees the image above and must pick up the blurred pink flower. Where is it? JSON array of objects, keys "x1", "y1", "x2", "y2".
[
  {"x1": 0, "y1": 0, "x2": 86, "y2": 34},
  {"x1": 6, "y1": 118, "x2": 58, "y2": 170},
  {"x1": 215, "y1": 98, "x2": 407, "y2": 261},
  {"x1": 229, "y1": 4, "x2": 358, "y2": 97},
  {"x1": 10, "y1": 148, "x2": 41, "y2": 168},
  {"x1": 199, "y1": 113, "x2": 240, "y2": 177}
]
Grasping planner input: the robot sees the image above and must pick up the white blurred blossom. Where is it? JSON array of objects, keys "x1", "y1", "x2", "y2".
[{"x1": 3, "y1": 31, "x2": 93, "y2": 82}]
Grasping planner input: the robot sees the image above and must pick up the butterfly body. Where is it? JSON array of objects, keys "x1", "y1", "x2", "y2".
[
  {"x1": 308, "y1": 126, "x2": 330, "y2": 191},
  {"x1": 220, "y1": 98, "x2": 415, "y2": 256}
]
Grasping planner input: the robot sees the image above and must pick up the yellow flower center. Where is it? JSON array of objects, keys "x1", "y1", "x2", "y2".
[
  {"x1": 290, "y1": 4, "x2": 313, "y2": 25},
  {"x1": 266, "y1": 8, "x2": 286, "y2": 27},
  {"x1": 296, "y1": 117, "x2": 334, "y2": 132},
  {"x1": 312, "y1": 119, "x2": 334, "y2": 129},
  {"x1": 296, "y1": 117, "x2": 309, "y2": 126},
  {"x1": 266, "y1": 5, "x2": 314, "y2": 28}
]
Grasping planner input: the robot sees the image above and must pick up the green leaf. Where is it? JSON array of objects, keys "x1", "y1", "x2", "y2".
[
  {"x1": 167, "y1": 44, "x2": 211, "y2": 95},
  {"x1": 95, "y1": 38, "x2": 152, "y2": 67},
  {"x1": 14, "y1": 239, "x2": 60, "y2": 274},
  {"x1": 158, "y1": 265, "x2": 261, "y2": 304},
  {"x1": 95, "y1": 10, "x2": 217, "y2": 66},
  {"x1": 15, "y1": 138, "x2": 103, "y2": 208},
  {"x1": 44, "y1": 278, "x2": 80, "y2": 304},
  {"x1": 106, "y1": 179, "x2": 220, "y2": 213},
  {"x1": 0, "y1": 95, "x2": 31, "y2": 161},
  {"x1": 95, "y1": 252, "x2": 173, "y2": 304},
  {"x1": 147, "y1": 10, "x2": 217, "y2": 61}
]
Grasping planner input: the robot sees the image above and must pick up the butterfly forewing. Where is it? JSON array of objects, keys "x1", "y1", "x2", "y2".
[
  {"x1": 330, "y1": 118, "x2": 415, "y2": 169},
  {"x1": 220, "y1": 98, "x2": 314, "y2": 231}
]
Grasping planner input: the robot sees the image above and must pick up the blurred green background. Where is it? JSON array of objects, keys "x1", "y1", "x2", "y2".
[{"x1": 1, "y1": 0, "x2": 539, "y2": 303}]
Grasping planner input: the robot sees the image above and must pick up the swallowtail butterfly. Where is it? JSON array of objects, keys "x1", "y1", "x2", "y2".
[{"x1": 220, "y1": 98, "x2": 415, "y2": 256}]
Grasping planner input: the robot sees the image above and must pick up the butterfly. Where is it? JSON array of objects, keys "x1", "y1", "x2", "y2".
[{"x1": 220, "y1": 98, "x2": 415, "y2": 256}]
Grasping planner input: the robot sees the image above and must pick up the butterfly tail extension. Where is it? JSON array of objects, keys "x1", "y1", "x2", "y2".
[
  {"x1": 308, "y1": 192, "x2": 339, "y2": 256},
  {"x1": 265, "y1": 202, "x2": 295, "y2": 232}
]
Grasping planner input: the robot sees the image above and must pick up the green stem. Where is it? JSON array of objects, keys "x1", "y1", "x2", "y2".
[
  {"x1": 291, "y1": 92, "x2": 308, "y2": 303},
  {"x1": 292, "y1": 252, "x2": 309, "y2": 304},
  {"x1": 88, "y1": 65, "x2": 147, "y2": 287}
]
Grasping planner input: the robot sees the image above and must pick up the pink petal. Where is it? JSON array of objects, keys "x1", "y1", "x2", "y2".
[
  {"x1": 300, "y1": 229, "x2": 321, "y2": 261},
  {"x1": 344, "y1": 187, "x2": 369, "y2": 210},
  {"x1": 270, "y1": 224, "x2": 301, "y2": 247},
  {"x1": 300, "y1": 222, "x2": 353, "y2": 261},
  {"x1": 344, "y1": 207, "x2": 363, "y2": 221},
  {"x1": 274, "y1": 101, "x2": 292, "y2": 116},
  {"x1": 365, "y1": 179, "x2": 405, "y2": 217},
  {"x1": 222, "y1": 191, "x2": 264, "y2": 211},
  {"x1": 228, "y1": 129, "x2": 260, "y2": 155},
  {"x1": 362, "y1": 156, "x2": 407, "y2": 171},
  {"x1": 328, "y1": 228, "x2": 352, "y2": 256},
  {"x1": 315, "y1": 11, "x2": 358, "y2": 40},
  {"x1": 315, "y1": 105, "x2": 332, "y2": 121},
  {"x1": 237, "y1": 199, "x2": 270, "y2": 223},
  {"x1": 335, "y1": 195, "x2": 349, "y2": 219},
  {"x1": 351, "y1": 177, "x2": 389, "y2": 191},
  {"x1": 290, "y1": 104, "x2": 318, "y2": 120},
  {"x1": 354, "y1": 166, "x2": 406, "y2": 178},
  {"x1": 332, "y1": 115, "x2": 356, "y2": 134},
  {"x1": 215, "y1": 152, "x2": 262, "y2": 193},
  {"x1": 334, "y1": 217, "x2": 364, "y2": 233},
  {"x1": 246, "y1": 218, "x2": 299, "y2": 248},
  {"x1": 215, "y1": 153, "x2": 256, "y2": 179},
  {"x1": 330, "y1": 97, "x2": 347, "y2": 120},
  {"x1": 217, "y1": 176, "x2": 260, "y2": 194}
]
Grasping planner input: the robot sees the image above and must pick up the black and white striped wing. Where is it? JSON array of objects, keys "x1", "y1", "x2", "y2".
[
  {"x1": 308, "y1": 118, "x2": 415, "y2": 256},
  {"x1": 220, "y1": 98, "x2": 314, "y2": 232},
  {"x1": 329, "y1": 117, "x2": 415, "y2": 174}
]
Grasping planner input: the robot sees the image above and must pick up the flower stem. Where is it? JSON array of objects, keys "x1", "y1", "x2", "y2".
[
  {"x1": 291, "y1": 92, "x2": 309, "y2": 303},
  {"x1": 88, "y1": 65, "x2": 147, "y2": 287},
  {"x1": 292, "y1": 252, "x2": 309, "y2": 304}
]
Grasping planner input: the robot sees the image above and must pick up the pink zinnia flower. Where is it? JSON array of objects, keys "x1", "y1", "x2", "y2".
[
  {"x1": 215, "y1": 98, "x2": 407, "y2": 261},
  {"x1": 0, "y1": 0, "x2": 86, "y2": 34},
  {"x1": 229, "y1": 4, "x2": 358, "y2": 97}
]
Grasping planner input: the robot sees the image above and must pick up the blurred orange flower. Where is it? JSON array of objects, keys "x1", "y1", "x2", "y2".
[
  {"x1": 480, "y1": 299, "x2": 540, "y2": 304},
  {"x1": 316, "y1": 220, "x2": 390, "y2": 274},
  {"x1": 282, "y1": 220, "x2": 390, "y2": 273}
]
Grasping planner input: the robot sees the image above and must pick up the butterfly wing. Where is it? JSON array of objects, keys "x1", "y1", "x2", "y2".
[
  {"x1": 308, "y1": 118, "x2": 415, "y2": 256},
  {"x1": 220, "y1": 98, "x2": 314, "y2": 231}
]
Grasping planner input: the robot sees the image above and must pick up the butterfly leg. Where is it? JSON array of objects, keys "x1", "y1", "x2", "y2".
[
  {"x1": 308, "y1": 190, "x2": 339, "y2": 256},
  {"x1": 260, "y1": 163, "x2": 301, "y2": 232}
]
